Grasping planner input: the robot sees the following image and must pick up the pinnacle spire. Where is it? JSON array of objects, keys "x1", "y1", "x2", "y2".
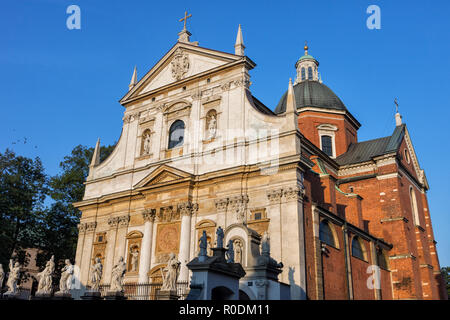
[
  {"x1": 286, "y1": 78, "x2": 297, "y2": 113},
  {"x1": 128, "y1": 66, "x2": 137, "y2": 91},
  {"x1": 234, "y1": 24, "x2": 245, "y2": 56},
  {"x1": 90, "y1": 138, "x2": 101, "y2": 167}
]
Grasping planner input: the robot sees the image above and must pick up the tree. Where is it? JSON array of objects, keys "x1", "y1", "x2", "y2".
[
  {"x1": 36, "y1": 144, "x2": 115, "y2": 269},
  {"x1": 441, "y1": 267, "x2": 450, "y2": 299},
  {"x1": 0, "y1": 149, "x2": 48, "y2": 271}
]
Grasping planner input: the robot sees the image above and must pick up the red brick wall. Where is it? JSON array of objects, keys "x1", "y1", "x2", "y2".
[
  {"x1": 298, "y1": 110, "x2": 358, "y2": 157},
  {"x1": 322, "y1": 245, "x2": 347, "y2": 299}
]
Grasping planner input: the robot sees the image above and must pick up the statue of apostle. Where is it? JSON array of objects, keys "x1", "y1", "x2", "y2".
[
  {"x1": 161, "y1": 253, "x2": 180, "y2": 292},
  {"x1": 110, "y1": 256, "x2": 126, "y2": 292},
  {"x1": 90, "y1": 257, "x2": 103, "y2": 291}
]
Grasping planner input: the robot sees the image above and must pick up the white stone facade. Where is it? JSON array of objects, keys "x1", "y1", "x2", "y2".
[{"x1": 73, "y1": 29, "x2": 307, "y2": 300}]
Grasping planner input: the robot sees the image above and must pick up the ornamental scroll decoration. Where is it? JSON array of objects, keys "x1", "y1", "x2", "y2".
[
  {"x1": 170, "y1": 49, "x2": 190, "y2": 81},
  {"x1": 228, "y1": 195, "x2": 249, "y2": 224},
  {"x1": 78, "y1": 222, "x2": 97, "y2": 233},
  {"x1": 177, "y1": 201, "x2": 198, "y2": 216}
]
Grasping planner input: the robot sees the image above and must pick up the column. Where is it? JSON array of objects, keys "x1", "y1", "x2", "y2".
[
  {"x1": 114, "y1": 215, "x2": 130, "y2": 267},
  {"x1": 104, "y1": 217, "x2": 119, "y2": 283},
  {"x1": 178, "y1": 202, "x2": 198, "y2": 281},
  {"x1": 138, "y1": 209, "x2": 156, "y2": 283},
  {"x1": 80, "y1": 222, "x2": 97, "y2": 287},
  {"x1": 280, "y1": 186, "x2": 306, "y2": 300}
]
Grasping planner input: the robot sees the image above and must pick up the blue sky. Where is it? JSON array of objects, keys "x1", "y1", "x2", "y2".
[{"x1": 1, "y1": 1, "x2": 449, "y2": 266}]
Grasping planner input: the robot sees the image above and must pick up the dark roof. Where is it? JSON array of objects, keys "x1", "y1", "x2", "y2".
[
  {"x1": 274, "y1": 80, "x2": 347, "y2": 114},
  {"x1": 336, "y1": 125, "x2": 405, "y2": 166}
]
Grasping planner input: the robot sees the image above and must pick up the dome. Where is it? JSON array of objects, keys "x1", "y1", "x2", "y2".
[
  {"x1": 298, "y1": 54, "x2": 316, "y2": 61},
  {"x1": 274, "y1": 80, "x2": 347, "y2": 114}
]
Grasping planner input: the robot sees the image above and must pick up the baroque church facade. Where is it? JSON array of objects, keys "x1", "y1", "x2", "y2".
[{"x1": 73, "y1": 20, "x2": 447, "y2": 300}]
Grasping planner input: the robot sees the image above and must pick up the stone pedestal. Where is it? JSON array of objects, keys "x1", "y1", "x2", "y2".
[
  {"x1": 157, "y1": 289, "x2": 179, "y2": 300},
  {"x1": 104, "y1": 291, "x2": 127, "y2": 300},
  {"x1": 186, "y1": 246, "x2": 246, "y2": 300},
  {"x1": 53, "y1": 292, "x2": 73, "y2": 300},
  {"x1": 80, "y1": 291, "x2": 103, "y2": 300}
]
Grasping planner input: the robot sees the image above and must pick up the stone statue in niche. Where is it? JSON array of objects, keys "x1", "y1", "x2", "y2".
[
  {"x1": 90, "y1": 257, "x2": 103, "y2": 291},
  {"x1": 207, "y1": 115, "x2": 217, "y2": 139},
  {"x1": 234, "y1": 239, "x2": 243, "y2": 264},
  {"x1": 161, "y1": 253, "x2": 180, "y2": 292},
  {"x1": 110, "y1": 256, "x2": 126, "y2": 292},
  {"x1": 36, "y1": 255, "x2": 55, "y2": 295},
  {"x1": 130, "y1": 246, "x2": 139, "y2": 272},
  {"x1": 56, "y1": 259, "x2": 74, "y2": 294},
  {"x1": 5, "y1": 259, "x2": 21, "y2": 295},
  {"x1": 142, "y1": 130, "x2": 151, "y2": 155}
]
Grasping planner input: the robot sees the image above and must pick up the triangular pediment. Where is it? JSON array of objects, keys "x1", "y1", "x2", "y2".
[
  {"x1": 134, "y1": 165, "x2": 193, "y2": 189},
  {"x1": 402, "y1": 126, "x2": 428, "y2": 188},
  {"x1": 121, "y1": 42, "x2": 244, "y2": 104}
]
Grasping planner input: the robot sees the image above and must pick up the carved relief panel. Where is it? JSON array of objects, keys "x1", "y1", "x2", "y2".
[{"x1": 155, "y1": 222, "x2": 181, "y2": 263}]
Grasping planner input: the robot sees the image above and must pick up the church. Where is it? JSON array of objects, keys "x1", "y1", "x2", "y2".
[{"x1": 73, "y1": 15, "x2": 447, "y2": 300}]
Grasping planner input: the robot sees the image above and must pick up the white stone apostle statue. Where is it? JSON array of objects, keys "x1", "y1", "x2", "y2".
[
  {"x1": 130, "y1": 247, "x2": 139, "y2": 272},
  {"x1": 110, "y1": 256, "x2": 126, "y2": 292},
  {"x1": 5, "y1": 260, "x2": 21, "y2": 295},
  {"x1": 226, "y1": 240, "x2": 234, "y2": 263},
  {"x1": 234, "y1": 240, "x2": 243, "y2": 264},
  {"x1": 143, "y1": 132, "x2": 151, "y2": 155},
  {"x1": 0, "y1": 264, "x2": 4, "y2": 288},
  {"x1": 36, "y1": 255, "x2": 55, "y2": 295},
  {"x1": 56, "y1": 259, "x2": 74, "y2": 294},
  {"x1": 161, "y1": 253, "x2": 180, "y2": 292},
  {"x1": 216, "y1": 226, "x2": 224, "y2": 248},
  {"x1": 90, "y1": 257, "x2": 103, "y2": 291},
  {"x1": 207, "y1": 114, "x2": 217, "y2": 139}
]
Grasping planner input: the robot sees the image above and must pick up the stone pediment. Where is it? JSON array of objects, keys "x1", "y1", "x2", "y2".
[
  {"x1": 121, "y1": 42, "x2": 243, "y2": 104},
  {"x1": 134, "y1": 165, "x2": 193, "y2": 189}
]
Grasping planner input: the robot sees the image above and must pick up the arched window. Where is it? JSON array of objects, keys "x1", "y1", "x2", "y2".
[
  {"x1": 404, "y1": 149, "x2": 410, "y2": 164},
  {"x1": 168, "y1": 120, "x2": 185, "y2": 149},
  {"x1": 351, "y1": 237, "x2": 366, "y2": 261},
  {"x1": 308, "y1": 67, "x2": 313, "y2": 79},
  {"x1": 301, "y1": 68, "x2": 306, "y2": 80},
  {"x1": 409, "y1": 186, "x2": 420, "y2": 226},
  {"x1": 321, "y1": 135, "x2": 333, "y2": 157},
  {"x1": 319, "y1": 220, "x2": 335, "y2": 247},
  {"x1": 377, "y1": 248, "x2": 388, "y2": 270}
]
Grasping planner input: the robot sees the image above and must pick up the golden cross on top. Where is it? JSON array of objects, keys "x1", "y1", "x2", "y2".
[{"x1": 179, "y1": 11, "x2": 192, "y2": 30}]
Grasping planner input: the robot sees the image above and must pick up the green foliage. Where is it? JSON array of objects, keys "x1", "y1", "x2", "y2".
[
  {"x1": 0, "y1": 144, "x2": 115, "y2": 274},
  {"x1": 36, "y1": 144, "x2": 115, "y2": 269},
  {"x1": 441, "y1": 267, "x2": 450, "y2": 299},
  {"x1": 0, "y1": 149, "x2": 48, "y2": 271}
]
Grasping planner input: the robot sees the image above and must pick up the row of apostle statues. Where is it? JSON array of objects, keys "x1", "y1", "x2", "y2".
[
  {"x1": 88, "y1": 253, "x2": 181, "y2": 295},
  {"x1": 0, "y1": 257, "x2": 74, "y2": 297}
]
